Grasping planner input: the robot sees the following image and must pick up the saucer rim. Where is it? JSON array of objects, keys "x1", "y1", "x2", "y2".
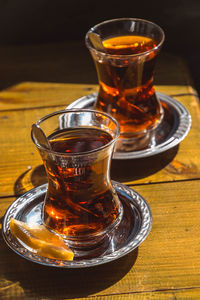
[{"x1": 2, "y1": 181, "x2": 152, "y2": 268}]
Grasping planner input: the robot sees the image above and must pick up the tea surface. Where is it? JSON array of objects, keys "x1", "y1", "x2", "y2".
[{"x1": 102, "y1": 35, "x2": 157, "y2": 55}]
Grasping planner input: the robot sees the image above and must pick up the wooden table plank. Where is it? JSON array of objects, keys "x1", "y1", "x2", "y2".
[
  {"x1": 0, "y1": 82, "x2": 98, "y2": 111},
  {"x1": 70, "y1": 289, "x2": 200, "y2": 300},
  {"x1": 1, "y1": 285, "x2": 200, "y2": 300},
  {"x1": 1, "y1": 180, "x2": 200, "y2": 299}
]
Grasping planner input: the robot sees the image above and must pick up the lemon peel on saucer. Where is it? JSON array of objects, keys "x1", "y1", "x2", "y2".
[{"x1": 9, "y1": 218, "x2": 74, "y2": 261}]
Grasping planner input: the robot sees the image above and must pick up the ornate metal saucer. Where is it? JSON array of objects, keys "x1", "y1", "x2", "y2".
[
  {"x1": 2, "y1": 181, "x2": 152, "y2": 268},
  {"x1": 67, "y1": 92, "x2": 191, "y2": 159}
]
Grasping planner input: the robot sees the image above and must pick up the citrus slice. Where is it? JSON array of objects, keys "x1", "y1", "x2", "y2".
[{"x1": 9, "y1": 218, "x2": 74, "y2": 261}]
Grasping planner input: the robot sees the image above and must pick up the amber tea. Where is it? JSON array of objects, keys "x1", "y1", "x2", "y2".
[
  {"x1": 94, "y1": 35, "x2": 162, "y2": 135},
  {"x1": 43, "y1": 127, "x2": 120, "y2": 238}
]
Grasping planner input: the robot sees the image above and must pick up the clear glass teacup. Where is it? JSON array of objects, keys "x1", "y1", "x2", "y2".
[
  {"x1": 31, "y1": 109, "x2": 123, "y2": 254},
  {"x1": 86, "y1": 18, "x2": 165, "y2": 151}
]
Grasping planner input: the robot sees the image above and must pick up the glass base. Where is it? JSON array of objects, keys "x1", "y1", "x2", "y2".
[
  {"x1": 116, "y1": 131, "x2": 151, "y2": 152},
  {"x1": 115, "y1": 108, "x2": 164, "y2": 152},
  {"x1": 65, "y1": 233, "x2": 112, "y2": 259},
  {"x1": 55, "y1": 202, "x2": 124, "y2": 259},
  {"x1": 115, "y1": 125, "x2": 159, "y2": 152}
]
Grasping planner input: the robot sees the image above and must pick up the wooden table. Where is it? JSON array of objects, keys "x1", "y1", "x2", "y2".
[{"x1": 1, "y1": 42, "x2": 200, "y2": 299}]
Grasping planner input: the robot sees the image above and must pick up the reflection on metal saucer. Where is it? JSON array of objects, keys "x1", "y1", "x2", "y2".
[
  {"x1": 2, "y1": 181, "x2": 152, "y2": 269},
  {"x1": 66, "y1": 92, "x2": 191, "y2": 159}
]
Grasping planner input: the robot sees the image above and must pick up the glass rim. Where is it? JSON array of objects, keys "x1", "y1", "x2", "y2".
[
  {"x1": 85, "y1": 17, "x2": 165, "y2": 59},
  {"x1": 31, "y1": 108, "x2": 120, "y2": 157}
]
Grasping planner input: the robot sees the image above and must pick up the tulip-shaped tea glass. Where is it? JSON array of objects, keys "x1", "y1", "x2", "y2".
[
  {"x1": 31, "y1": 109, "x2": 123, "y2": 256},
  {"x1": 86, "y1": 18, "x2": 165, "y2": 151}
]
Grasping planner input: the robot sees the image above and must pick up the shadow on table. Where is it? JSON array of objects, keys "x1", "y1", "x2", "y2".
[
  {"x1": 111, "y1": 146, "x2": 178, "y2": 183},
  {"x1": 14, "y1": 165, "x2": 47, "y2": 196},
  {"x1": 0, "y1": 233, "x2": 138, "y2": 298}
]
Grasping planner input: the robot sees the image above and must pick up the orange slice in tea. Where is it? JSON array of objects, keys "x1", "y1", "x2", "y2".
[{"x1": 9, "y1": 218, "x2": 74, "y2": 261}]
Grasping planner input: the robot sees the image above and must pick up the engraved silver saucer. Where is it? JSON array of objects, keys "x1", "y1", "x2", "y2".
[
  {"x1": 2, "y1": 181, "x2": 152, "y2": 268},
  {"x1": 67, "y1": 92, "x2": 192, "y2": 159}
]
